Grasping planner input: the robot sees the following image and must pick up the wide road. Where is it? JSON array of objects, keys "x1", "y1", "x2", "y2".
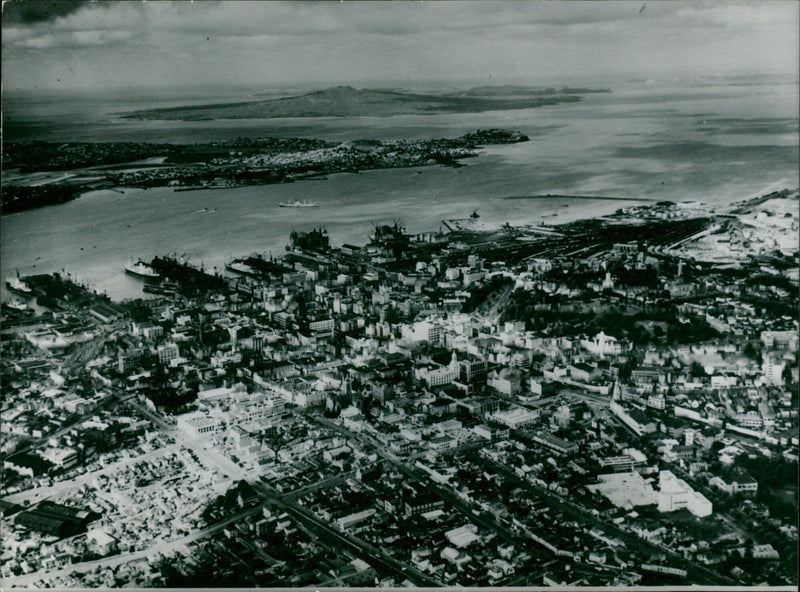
[
  {"x1": 5, "y1": 464, "x2": 367, "y2": 587},
  {"x1": 129, "y1": 402, "x2": 441, "y2": 586},
  {"x1": 3, "y1": 328, "x2": 132, "y2": 466},
  {"x1": 127, "y1": 399, "x2": 247, "y2": 481},
  {"x1": 269, "y1": 494, "x2": 442, "y2": 587}
]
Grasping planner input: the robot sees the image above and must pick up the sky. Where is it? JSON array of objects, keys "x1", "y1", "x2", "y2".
[{"x1": 2, "y1": 0, "x2": 798, "y2": 92}]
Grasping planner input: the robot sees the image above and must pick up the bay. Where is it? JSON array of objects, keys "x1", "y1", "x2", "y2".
[{"x1": 2, "y1": 77, "x2": 797, "y2": 301}]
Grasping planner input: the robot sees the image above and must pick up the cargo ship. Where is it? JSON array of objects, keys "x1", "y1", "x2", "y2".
[
  {"x1": 226, "y1": 254, "x2": 290, "y2": 278},
  {"x1": 279, "y1": 199, "x2": 319, "y2": 208},
  {"x1": 124, "y1": 260, "x2": 161, "y2": 279}
]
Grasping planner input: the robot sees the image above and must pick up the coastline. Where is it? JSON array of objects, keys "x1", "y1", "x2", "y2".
[{"x1": 1, "y1": 129, "x2": 527, "y2": 216}]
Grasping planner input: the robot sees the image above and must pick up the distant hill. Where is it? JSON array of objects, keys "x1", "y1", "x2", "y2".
[{"x1": 123, "y1": 85, "x2": 601, "y2": 121}]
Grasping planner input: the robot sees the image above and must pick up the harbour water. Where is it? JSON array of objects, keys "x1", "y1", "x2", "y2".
[{"x1": 2, "y1": 76, "x2": 798, "y2": 301}]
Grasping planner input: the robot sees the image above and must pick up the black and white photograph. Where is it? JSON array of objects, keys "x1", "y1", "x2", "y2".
[{"x1": 1, "y1": 0, "x2": 798, "y2": 589}]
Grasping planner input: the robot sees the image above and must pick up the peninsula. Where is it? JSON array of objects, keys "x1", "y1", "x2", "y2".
[{"x1": 2, "y1": 129, "x2": 528, "y2": 215}]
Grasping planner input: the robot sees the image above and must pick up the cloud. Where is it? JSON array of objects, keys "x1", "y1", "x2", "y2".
[
  {"x1": 2, "y1": 0, "x2": 94, "y2": 24},
  {"x1": 5, "y1": 1, "x2": 794, "y2": 46},
  {"x1": 0, "y1": 1, "x2": 681, "y2": 39},
  {"x1": 17, "y1": 29, "x2": 133, "y2": 49},
  {"x1": 2, "y1": 1, "x2": 797, "y2": 91}
]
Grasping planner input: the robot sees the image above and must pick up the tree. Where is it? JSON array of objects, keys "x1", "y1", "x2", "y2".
[
  {"x1": 743, "y1": 341, "x2": 760, "y2": 360},
  {"x1": 743, "y1": 538, "x2": 755, "y2": 563},
  {"x1": 782, "y1": 364, "x2": 793, "y2": 386},
  {"x1": 690, "y1": 361, "x2": 706, "y2": 378},
  {"x1": 261, "y1": 424, "x2": 291, "y2": 459},
  {"x1": 384, "y1": 307, "x2": 403, "y2": 325}
]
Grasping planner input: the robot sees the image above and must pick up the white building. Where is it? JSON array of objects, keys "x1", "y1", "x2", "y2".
[
  {"x1": 610, "y1": 401, "x2": 657, "y2": 436},
  {"x1": 462, "y1": 269, "x2": 485, "y2": 287},
  {"x1": 709, "y1": 473, "x2": 758, "y2": 495},
  {"x1": 336, "y1": 508, "x2": 376, "y2": 530},
  {"x1": 415, "y1": 353, "x2": 459, "y2": 387},
  {"x1": 732, "y1": 410, "x2": 763, "y2": 430},
  {"x1": 581, "y1": 332, "x2": 624, "y2": 357},
  {"x1": 487, "y1": 367, "x2": 525, "y2": 396},
  {"x1": 762, "y1": 354, "x2": 787, "y2": 386},
  {"x1": 309, "y1": 318, "x2": 334, "y2": 338},
  {"x1": 530, "y1": 376, "x2": 557, "y2": 397},
  {"x1": 228, "y1": 393, "x2": 285, "y2": 426},
  {"x1": 445, "y1": 524, "x2": 480, "y2": 548},
  {"x1": 340, "y1": 405, "x2": 364, "y2": 432},
  {"x1": 157, "y1": 343, "x2": 179, "y2": 366},
  {"x1": 176, "y1": 390, "x2": 284, "y2": 438},
  {"x1": 553, "y1": 404, "x2": 571, "y2": 427},
  {"x1": 490, "y1": 406, "x2": 540, "y2": 429},
  {"x1": 39, "y1": 447, "x2": 78, "y2": 469},
  {"x1": 402, "y1": 319, "x2": 443, "y2": 344},
  {"x1": 760, "y1": 330, "x2": 798, "y2": 352},
  {"x1": 176, "y1": 412, "x2": 226, "y2": 438},
  {"x1": 587, "y1": 472, "x2": 658, "y2": 509},
  {"x1": 657, "y1": 470, "x2": 712, "y2": 517}
]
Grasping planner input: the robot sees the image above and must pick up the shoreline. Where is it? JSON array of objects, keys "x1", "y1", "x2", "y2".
[
  {"x1": 503, "y1": 194, "x2": 656, "y2": 202},
  {"x1": 3, "y1": 166, "x2": 796, "y2": 302},
  {"x1": 7, "y1": 186, "x2": 796, "y2": 305}
]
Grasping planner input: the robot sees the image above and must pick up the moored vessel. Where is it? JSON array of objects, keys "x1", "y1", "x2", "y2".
[
  {"x1": 226, "y1": 254, "x2": 290, "y2": 278},
  {"x1": 279, "y1": 199, "x2": 319, "y2": 208},
  {"x1": 226, "y1": 261, "x2": 257, "y2": 276},
  {"x1": 125, "y1": 260, "x2": 161, "y2": 279},
  {"x1": 6, "y1": 276, "x2": 32, "y2": 295}
]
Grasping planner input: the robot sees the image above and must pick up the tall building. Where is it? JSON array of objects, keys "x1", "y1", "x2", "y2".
[
  {"x1": 309, "y1": 317, "x2": 335, "y2": 339},
  {"x1": 458, "y1": 357, "x2": 488, "y2": 384},
  {"x1": 761, "y1": 354, "x2": 787, "y2": 386},
  {"x1": 157, "y1": 343, "x2": 179, "y2": 365}
]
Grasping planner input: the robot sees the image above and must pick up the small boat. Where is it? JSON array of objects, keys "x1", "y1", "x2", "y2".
[
  {"x1": 279, "y1": 199, "x2": 319, "y2": 208},
  {"x1": 125, "y1": 260, "x2": 160, "y2": 279}
]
